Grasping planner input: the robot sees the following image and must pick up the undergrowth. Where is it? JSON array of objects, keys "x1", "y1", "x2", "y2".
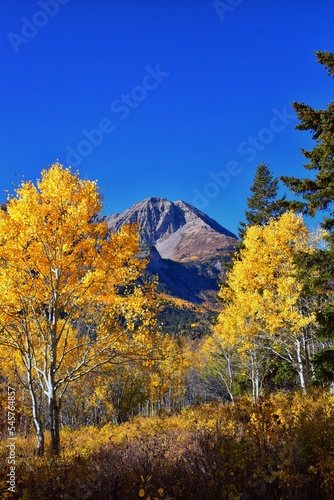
[{"x1": 0, "y1": 389, "x2": 333, "y2": 499}]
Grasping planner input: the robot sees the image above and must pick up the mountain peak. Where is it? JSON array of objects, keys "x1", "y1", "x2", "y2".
[
  {"x1": 105, "y1": 197, "x2": 238, "y2": 303},
  {"x1": 106, "y1": 197, "x2": 237, "y2": 262},
  {"x1": 143, "y1": 196, "x2": 168, "y2": 203}
]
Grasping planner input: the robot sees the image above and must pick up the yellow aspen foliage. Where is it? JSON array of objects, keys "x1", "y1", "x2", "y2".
[
  {"x1": 0, "y1": 162, "x2": 158, "y2": 455},
  {"x1": 214, "y1": 212, "x2": 319, "y2": 394},
  {"x1": 218, "y1": 212, "x2": 315, "y2": 338}
]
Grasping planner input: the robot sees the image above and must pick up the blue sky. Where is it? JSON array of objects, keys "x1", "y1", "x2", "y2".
[{"x1": 1, "y1": 0, "x2": 333, "y2": 234}]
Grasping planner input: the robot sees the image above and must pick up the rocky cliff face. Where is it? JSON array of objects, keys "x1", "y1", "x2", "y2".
[
  {"x1": 105, "y1": 197, "x2": 238, "y2": 304},
  {"x1": 105, "y1": 197, "x2": 237, "y2": 262}
]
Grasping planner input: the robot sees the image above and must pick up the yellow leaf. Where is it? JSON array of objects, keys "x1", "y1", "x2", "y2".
[
  {"x1": 213, "y1": 212, "x2": 316, "y2": 384},
  {"x1": 0, "y1": 162, "x2": 159, "y2": 456}
]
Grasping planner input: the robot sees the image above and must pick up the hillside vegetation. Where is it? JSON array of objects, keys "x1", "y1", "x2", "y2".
[
  {"x1": 1, "y1": 51, "x2": 334, "y2": 499},
  {"x1": 0, "y1": 390, "x2": 333, "y2": 499}
]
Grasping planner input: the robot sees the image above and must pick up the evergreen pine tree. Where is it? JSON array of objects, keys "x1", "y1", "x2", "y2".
[
  {"x1": 238, "y1": 162, "x2": 285, "y2": 239},
  {"x1": 221, "y1": 164, "x2": 284, "y2": 280},
  {"x1": 281, "y1": 51, "x2": 334, "y2": 391}
]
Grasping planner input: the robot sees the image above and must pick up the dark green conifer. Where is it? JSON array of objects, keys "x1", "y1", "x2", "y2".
[
  {"x1": 238, "y1": 162, "x2": 285, "y2": 239},
  {"x1": 221, "y1": 164, "x2": 284, "y2": 281},
  {"x1": 281, "y1": 51, "x2": 334, "y2": 232},
  {"x1": 281, "y1": 51, "x2": 334, "y2": 390}
]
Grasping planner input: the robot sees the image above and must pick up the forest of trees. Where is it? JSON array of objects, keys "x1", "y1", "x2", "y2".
[{"x1": 0, "y1": 51, "x2": 333, "y2": 499}]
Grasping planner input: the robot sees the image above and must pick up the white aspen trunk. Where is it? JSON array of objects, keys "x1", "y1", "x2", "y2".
[
  {"x1": 330, "y1": 381, "x2": 334, "y2": 396},
  {"x1": 48, "y1": 267, "x2": 61, "y2": 455},
  {"x1": 27, "y1": 361, "x2": 44, "y2": 455},
  {"x1": 251, "y1": 354, "x2": 259, "y2": 403},
  {"x1": 49, "y1": 391, "x2": 61, "y2": 455},
  {"x1": 226, "y1": 349, "x2": 235, "y2": 404},
  {"x1": 295, "y1": 336, "x2": 307, "y2": 394}
]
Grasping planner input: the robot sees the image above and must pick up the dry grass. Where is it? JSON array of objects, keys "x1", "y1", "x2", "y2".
[{"x1": 1, "y1": 389, "x2": 333, "y2": 499}]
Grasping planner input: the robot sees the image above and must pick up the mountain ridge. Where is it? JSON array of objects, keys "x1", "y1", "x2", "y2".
[
  {"x1": 105, "y1": 197, "x2": 237, "y2": 263},
  {"x1": 105, "y1": 197, "x2": 238, "y2": 304}
]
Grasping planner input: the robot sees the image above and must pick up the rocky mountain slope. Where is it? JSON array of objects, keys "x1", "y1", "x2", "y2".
[
  {"x1": 106, "y1": 197, "x2": 237, "y2": 261},
  {"x1": 105, "y1": 197, "x2": 238, "y2": 304}
]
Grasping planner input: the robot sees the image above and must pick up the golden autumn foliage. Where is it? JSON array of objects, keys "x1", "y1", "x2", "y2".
[
  {"x1": 218, "y1": 212, "x2": 315, "y2": 338},
  {"x1": 0, "y1": 390, "x2": 333, "y2": 499},
  {"x1": 1, "y1": 166, "x2": 333, "y2": 497},
  {"x1": 212, "y1": 212, "x2": 321, "y2": 397},
  {"x1": 0, "y1": 163, "x2": 158, "y2": 455},
  {"x1": 57, "y1": 330, "x2": 192, "y2": 427}
]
